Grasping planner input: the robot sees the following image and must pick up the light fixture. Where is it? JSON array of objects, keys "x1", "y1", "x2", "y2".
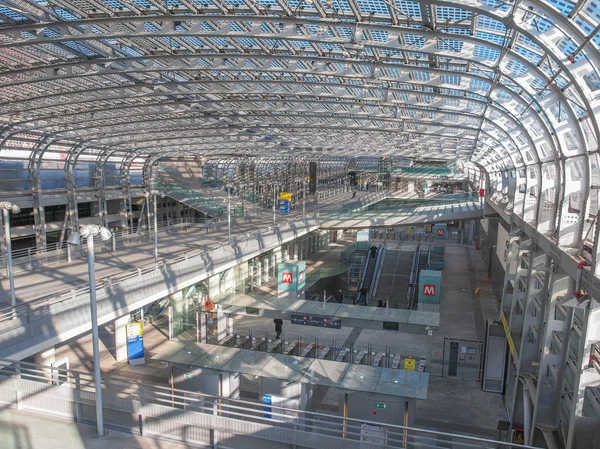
[
  {"x1": 72, "y1": 224, "x2": 112, "y2": 243},
  {"x1": 99, "y1": 227, "x2": 112, "y2": 241},
  {"x1": 0, "y1": 201, "x2": 20, "y2": 214},
  {"x1": 67, "y1": 232, "x2": 80, "y2": 246}
]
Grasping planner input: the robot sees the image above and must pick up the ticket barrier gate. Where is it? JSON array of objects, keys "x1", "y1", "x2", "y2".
[{"x1": 216, "y1": 333, "x2": 411, "y2": 369}]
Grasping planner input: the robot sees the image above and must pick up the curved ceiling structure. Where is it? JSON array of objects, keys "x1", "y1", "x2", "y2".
[{"x1": 0, "y1": 0, "x2": 599, "y2": 249}]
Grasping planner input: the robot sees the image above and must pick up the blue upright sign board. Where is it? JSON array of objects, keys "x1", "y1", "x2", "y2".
[
  {"x1": 127, "y1": 322, "x2": 145, "y2": 365},
  {"x1": 279, "y1": 199, "x2": 290, "y2": 214}
]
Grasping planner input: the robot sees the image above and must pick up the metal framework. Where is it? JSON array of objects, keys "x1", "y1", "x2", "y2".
[{"x1": 0, "y1": 1, "x2": 600, "y2": 448}]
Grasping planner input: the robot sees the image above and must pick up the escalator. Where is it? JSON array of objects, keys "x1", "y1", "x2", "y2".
[
  {"x1": 355, "y1": 246, "x2": 384, "y2": 305},
  {"x1": 345, "y1": 251, "x2": 367, "y2": 303},
  {"x1": 411, "y1": 246, "x2": 430, "y2": 309}
]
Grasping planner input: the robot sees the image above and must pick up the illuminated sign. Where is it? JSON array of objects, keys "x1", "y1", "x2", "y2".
[
  {"x1": 423, "y1": 284, "x2": 436, "y2": 296},
  {"x1": 282, "y1": 272, "x2": 293, "y2": 284}
]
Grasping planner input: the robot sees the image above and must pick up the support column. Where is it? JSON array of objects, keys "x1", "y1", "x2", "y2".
[
  {"x1": 34, "y1": 346, "x2": 55, "y2": 380},
  {"x1": 115, "y1": 314, "x2": 130, "y2": 362}
]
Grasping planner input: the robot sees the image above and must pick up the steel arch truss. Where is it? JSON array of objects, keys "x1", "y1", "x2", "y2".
[{"x1": 0, "y1": 0, "x2": 600, "y2": 253}]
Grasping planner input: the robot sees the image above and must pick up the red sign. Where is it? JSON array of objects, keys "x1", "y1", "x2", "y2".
[
  {"x1": 298, "y1": 270, "x2": 305, "y2": 284},
  {"x1": 282, "y1": 272, "x2": 293, "y2": 284},
  {"x1": 479, "y1": 188, "x2": 485, "y2": 197},
  {"x1": 423, "y1": 284, "x2": 436, "y2": 296},
  {"x1": 437, "y1": 229, "x2": 445, "y2": 236}
]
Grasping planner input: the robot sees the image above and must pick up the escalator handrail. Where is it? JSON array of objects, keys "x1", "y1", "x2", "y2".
[
  {"x1": 407, "y1": 244, "x2": 420, "y2": 308},
  {"x1": 368, "y1": 243, "x2": 386, "y2": 304}
]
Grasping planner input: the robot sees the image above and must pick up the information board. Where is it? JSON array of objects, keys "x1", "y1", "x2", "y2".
[
  {"x1": 263, "y1": 394, "x2": 299, "y2": 422},
  {"x1": 279, "y1": 199, "x2": 290, "y2": 214},
  {"x1": 126, "y1": 321, "x2": 145, "y2": 365},
  {"x1": 291, "y1": 314, "x2": 342, "y2": 329},
  {"x1": 361, "y1": 423, "x2": 387, "y2": 447}
]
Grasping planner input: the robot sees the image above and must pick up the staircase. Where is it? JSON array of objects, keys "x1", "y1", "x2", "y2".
[
  {"x1": 374, "y1": 249, "x2": 414, "y2": 308},
  {"x1": 411, "y1": 247, "x2": 430, "y2": 309}
]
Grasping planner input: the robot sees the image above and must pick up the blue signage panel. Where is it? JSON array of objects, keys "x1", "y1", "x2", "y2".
[
  {"x1": 263, "y1": 394, "x2": 273, "y2": 418},
  {"x1": 277, "y1": 261, "x2": 306, "y2": 293},
  {"x1": 127, "y1": 322, "x2": 144, "y2": 360},
  {"x1": 279, "y1": 199, "x2": 290, "y2": 214}
]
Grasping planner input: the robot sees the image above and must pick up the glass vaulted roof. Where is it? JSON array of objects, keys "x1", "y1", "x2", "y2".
[{"x1": 0, "y1": 0, "x2": 599, "y2": 172}]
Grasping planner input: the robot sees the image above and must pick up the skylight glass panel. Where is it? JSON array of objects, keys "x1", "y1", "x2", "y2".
[
  {"x1": 477, "y1": 15, "x2": 506, "y2": 32},
  {"x1": 505, "y1": 60, "x2": 528, "y2": 77},
  {"x1": 513, "y1": 45, "x2": 542, "y2": 64},
  {"x1": 584, "y1": 1, "x2": 600, "y2": 23},
  {"x1": 444, "y1": 27, "x2": 470, "y2": 36},
  {"x1": 474, "y1": 45, "x2": 500, "y2": 61},
  {"x1": 356, "y1": 0, "x2": 389, "y2": 15},
  {"x1": 435, "y1": 5, "x2": 471, "y2": 20},
  {"x1": 132, "y1": 0, "x2": 155, "y2": 7},
  {"x1": 369, "y1": 30, "x2": 388, "y2": 41},
  {"x1": 546, "y1": 0, "x2": 575, "y2": 15},
  {"x1": 403, "y1": 34, "x2": 424, "y2": 46},
  {"x1": 475, "y1": 31, "x2": 505, "y2": 46},
  {"x1": 438, "y1": 38, "x2": 463, "y2": 52},
  {"x1": 392, "y1": 0, "x2": 421, "y2": 18}
]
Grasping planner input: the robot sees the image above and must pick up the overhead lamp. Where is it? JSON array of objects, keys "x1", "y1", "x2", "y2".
[
  {"x1": 69, "y1": 224, "x2": 112, "y2": 245},
  {"x1": 0, "y1": 202, "x2": 20, "y2": 215}
]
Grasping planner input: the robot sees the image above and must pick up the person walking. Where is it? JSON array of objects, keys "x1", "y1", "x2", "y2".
[
  {"x1": 352, "y1": 189, "x2": 357, "y2": 198},
  {"x1": 370, "y1": 245, "x2": 378, "y2": 258},
  {"x1": 274, "y1": 318, "x2": 283, "y2": 339}
]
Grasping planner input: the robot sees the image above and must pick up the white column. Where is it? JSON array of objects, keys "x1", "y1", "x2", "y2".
[
  {"x1": 34, "y1": 346, "x2": 55, "y2": 380},
  {"x1": 115, "y1": 314, "x2": 130, "y2": 362},
  {"x1": 34, "y1": 346, "x2": 55, "y2": 367}
]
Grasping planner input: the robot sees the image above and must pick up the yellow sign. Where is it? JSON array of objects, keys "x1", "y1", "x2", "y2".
[
  {"x1": 404, "y1": 358, "x2": 416, "y2": 371},
  {"x1": 279, "y1": 192, "x2": 292, "y2": 201},
  {"x1": 501, "y1": 312, "x2": 516, "y2": 358},
  {"x1": 126, "y1": 321, "x2": 143, "y2": 339},
  {"x1": 407, "y1": 226, "x2": 412, "y2": 235},
  {"x1": 425, "y1": 225, "x2": 432, "y2": 234}
]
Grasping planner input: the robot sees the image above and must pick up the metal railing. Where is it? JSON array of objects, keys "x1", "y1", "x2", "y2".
[
  {"x1": 0, "y1": 215, "x2": 320, "y2": 358},
  {"x1": 0, "y1": 216, "x2": 247, "y2": 274},
  {"x1": 0, "y1": 358, "x2": 543, "y2": 449}
]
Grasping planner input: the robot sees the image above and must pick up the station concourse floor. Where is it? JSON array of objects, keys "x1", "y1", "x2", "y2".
[{"x1": 40, "y1": 233, "x2": 508, "y2": 445}]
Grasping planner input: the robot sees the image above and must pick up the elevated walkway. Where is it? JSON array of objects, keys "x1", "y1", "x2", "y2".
[
  {"x1": 214, "y1": 292, "x2": 439, "y2": 332},
  {"x1": 0, "y1": 218, "x2": 319, "y2": 360},
  {"x1": 318, "y1": 194, "x2": 482, "y2": 229}
]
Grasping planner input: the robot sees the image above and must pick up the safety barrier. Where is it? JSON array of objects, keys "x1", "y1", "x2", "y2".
[{"x1": 0, "y1": 359, "x2": 543, "y2": 449}]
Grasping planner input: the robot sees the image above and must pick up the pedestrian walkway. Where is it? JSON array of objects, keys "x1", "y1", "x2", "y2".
[{"x1": 0, "y1": 190, "x2": 377, "y2": 306}]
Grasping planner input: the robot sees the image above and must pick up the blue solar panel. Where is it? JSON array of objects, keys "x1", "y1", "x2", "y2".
[
  {"x1": 545, "y1": 0, "x2": 575, "y2": 15},
  {"x1": 475, "y1": 31, "x2": 505, "y2": 46},
  {"x1": 356, "y1": 0, "x2": 389, "y2": 15},
  {"x1": 474, "y1": 45, "x2": 500, "y2": 61},
  {"x1": 0, "y1": 5, "x2": 28, "y2": 20},
  {"x1": 435, "y1": 5, "x2": 471, "y2": 20}
]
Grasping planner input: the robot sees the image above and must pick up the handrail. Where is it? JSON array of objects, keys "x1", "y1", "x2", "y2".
[
  {"x1": 0, "y1": 358, "x2": 544, "y2": 449},
  {"x1": 407, "y1": 244, "x2": 420, "y2": 308},
  {"x1": 355, "y1": 247, "x2": 372, "y2": 305},
  {"x1": 368, "y1": 243, "x2": 386, "y2": 305}
]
